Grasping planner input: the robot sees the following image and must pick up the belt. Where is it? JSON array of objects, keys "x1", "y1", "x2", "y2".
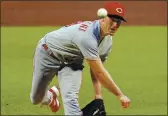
[
  {"x1": 42, "y1": 44, "x2": 59, "y2": 60},
  {"x1": 42, "y1": 44, "x2": 84, "y2": 71},
  {"x1": 42, "y1": 44, "x2": 66, "y2": 71}
]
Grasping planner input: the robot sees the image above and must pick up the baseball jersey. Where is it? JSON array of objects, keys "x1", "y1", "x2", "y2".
[{"x1": 43, "y1": 20, "x2": 112, "y2": 64}]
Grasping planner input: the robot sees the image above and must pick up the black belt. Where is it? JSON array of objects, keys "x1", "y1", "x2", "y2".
[
  {"x1": 42, "y1": 44, "x2": 66, "y2": 71},
  {"x1": 42, "y1": 44, "x2": 59, "y2": 60},
  {"x1": 42, "y1": 44, "x2": 84, "y2": 71}
]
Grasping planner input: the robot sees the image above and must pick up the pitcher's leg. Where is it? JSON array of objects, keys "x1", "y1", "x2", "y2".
[
  {"x1": 30, "y1": 45, "x2": 57, "y2": 105},
  {"x1": 30, "y1": 68, "x2": 56, "y2": 104},
  {"x1": 58, "y1": 67, "x2": 83, "y2": 115}
]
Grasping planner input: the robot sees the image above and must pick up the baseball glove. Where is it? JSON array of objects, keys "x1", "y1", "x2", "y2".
[{"x1": 81, "y1": 99, "x2": 106, "y2": 116}]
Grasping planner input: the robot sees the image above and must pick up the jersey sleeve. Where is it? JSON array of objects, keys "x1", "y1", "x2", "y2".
[
  {"x1": 99, "y1": 46, "x2": 112, "y2": 62},
  {"x1": 73, "y1": 34, "x2": 99, "y2": 60},
  {"x1": 98, "y1": 35, "x2": 112, "y2": 62}
]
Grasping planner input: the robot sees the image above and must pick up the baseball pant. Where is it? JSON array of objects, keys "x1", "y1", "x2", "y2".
[{"x1": 30, "y1": 38, "x2": 83, "y2": 115}]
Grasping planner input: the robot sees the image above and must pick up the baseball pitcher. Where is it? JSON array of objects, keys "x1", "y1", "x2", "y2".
[{"x1": 30, "y1": 2, "x2": 130, "y2": 116}]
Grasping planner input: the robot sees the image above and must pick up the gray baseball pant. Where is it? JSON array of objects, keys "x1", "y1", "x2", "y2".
[{"x1": 30, "y1": 38, "x2": 83, "y2": 115}]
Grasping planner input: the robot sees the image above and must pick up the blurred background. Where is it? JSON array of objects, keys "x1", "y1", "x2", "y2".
[
  {"x1": 1, "y1": 1, "x2": 167, "y2": 115},
  {"x1": 1, "y1": 1, "x2": 167, "y2": 26}
]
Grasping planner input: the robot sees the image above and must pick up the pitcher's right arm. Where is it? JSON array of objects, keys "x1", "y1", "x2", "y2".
[
  {"x1": 87, "y1": 58, "x2": 130, "y2": 108},
  {"x1": 87, "y1": 58, "x2": 123, "y2": 96}
]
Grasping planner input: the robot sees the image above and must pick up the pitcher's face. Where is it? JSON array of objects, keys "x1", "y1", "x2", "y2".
[{"x1": 101, "y1": 16, "x2": 122, "y2": 36}]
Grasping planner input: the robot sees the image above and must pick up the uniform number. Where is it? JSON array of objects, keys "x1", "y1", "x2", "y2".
[{"x1": 79, "y1": 24, "x2": 88, "y2": 32}]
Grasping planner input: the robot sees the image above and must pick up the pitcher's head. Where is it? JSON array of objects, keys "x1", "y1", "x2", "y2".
[{"x1": 100, "y1": 2, "x2": 126, "y2": 36}]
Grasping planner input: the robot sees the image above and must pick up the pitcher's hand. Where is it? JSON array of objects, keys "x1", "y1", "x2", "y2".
[{"x1": 118, "y1": 95, "x2": 130, "y2": 108}]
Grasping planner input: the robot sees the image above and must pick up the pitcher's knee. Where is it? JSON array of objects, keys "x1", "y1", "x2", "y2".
[{"x1": 30, "y1": 93, "x2": 43, "y2": 105}]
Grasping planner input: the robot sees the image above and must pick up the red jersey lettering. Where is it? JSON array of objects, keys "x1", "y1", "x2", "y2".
[{"x1": 79, "y1": 24, "x2": 88, "y2": 32}]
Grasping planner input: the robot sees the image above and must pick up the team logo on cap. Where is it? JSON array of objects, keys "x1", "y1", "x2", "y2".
[{"x1": 116, "y1": 8, "x2": 123, "y2": 13}]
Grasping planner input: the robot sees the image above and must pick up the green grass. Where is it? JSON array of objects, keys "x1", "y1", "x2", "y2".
[{"x1": 1, "y1": 26, "x2": 167, "y2": 115}]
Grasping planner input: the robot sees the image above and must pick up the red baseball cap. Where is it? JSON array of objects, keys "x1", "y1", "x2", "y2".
[{"x1": 104, "y1": 2, "x2": 126, "y2": 22}]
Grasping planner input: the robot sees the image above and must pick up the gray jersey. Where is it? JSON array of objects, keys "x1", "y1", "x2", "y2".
[{"x1": 43, "y1": 20, "x2": 112, "y2": 64}]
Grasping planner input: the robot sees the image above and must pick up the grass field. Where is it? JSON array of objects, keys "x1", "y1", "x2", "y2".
[{"x1": 1, "y1": 26, "x2": 167, "y2": 115}]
